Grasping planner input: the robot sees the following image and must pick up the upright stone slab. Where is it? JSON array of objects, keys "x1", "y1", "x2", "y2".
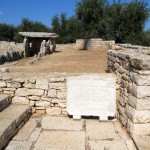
[{"x1": 67, "y1": 74, "x2": 116, "y2": 121}]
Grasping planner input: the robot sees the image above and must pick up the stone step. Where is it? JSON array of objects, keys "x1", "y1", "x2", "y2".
[
  {"x1": 0, "y1": 94, "x2": 11, "y2": 112},
  {"x1": 0, "y1": 104, "x2": 32, "y2": 149}
]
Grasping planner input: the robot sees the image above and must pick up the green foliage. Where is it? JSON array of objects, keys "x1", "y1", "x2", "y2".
[
  {"x1": 14, "y1": 18, "x2": 50, "y2": 42},
  {"x1": 0, "y1": 23, "x2": 17, "y2": 41}
]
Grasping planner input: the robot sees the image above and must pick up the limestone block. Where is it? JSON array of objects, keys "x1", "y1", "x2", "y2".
[
  {"x1": 52, "y1": 98, "x2": 65, "y2": 104},
  {"x1": 57, "y1": 91, "x2": 66, "y2": 99},
  {"x1": 47, "y1": 89, "x2": 57, "y2": 98},
  {"x1": 46, "y1": 107, "x2": 61, "y2": 115},
  {"x1": 58, "y1": 103, "x2": 66, "y2": 108},
  {"x1": 13, "y1": 78, "x2": 25, "y2": 83},
  {"x1": 130, "y1": 72, "x2": 150, "y2": 86},
  {"x1": 49, "y1": 82, "x2": 65, "y2": 89},
  {"x1": 36, "y1": 101, "x2": 50, "y2": 108},
  {"x1": 40, "y1": 97, "x2": 52, "y2": 102},
  {"x1": 130, "y1": 55, "x2": 150, "y2": 70},
  {"x1": 23, "y1": 83, "x2": 35, "y2": 89},
  {"x1": 0, "y1": 81, "x2": 7, "y2": 88},
  {"x1": 9, "y1": 82, "x2": 21, "y2": 88},
  {"x1": 129, "y1": 83, "x2": 150, "y2": 98},
  {"x1": 29, "y1": 100, "x2": 35, "y2": 106},
  {"x1": 29, "y1": 96, "x2": 40, "y2": 101},
  {"x1": 118, "y1": 104, "x2": 127, "y2": 118},
  {"x1": 3, "y1": 91, "x2": 14, "y2": 96},
  {"x1": 67, "y1": 74, "x2": 116, "y2": 120},
  {"x1": 127, "y1": 119, "x2": 150, "y2": 135},
  {"x1": 12, "y1": 96, "x2": 29, "y2": 104},
  {"x1": 49, "y1": 77, "x2": 65, "y2": 82},
  {"x1": 36, "y1": 79, "x2": 49, "y2": 90},
  {"x1": 15, "y1": 88, "x2": 44, "y2": 96},
  {"x1": 128, "y1": 94, "x2": 150, "y2": 110},
  {"x1": 126, "y1": 105, "x2": 150, "y2": 123},
  {"x1": 2, "y1": 88, "x2": 16, "y2": 91},
  {"x1": 119, "y1": 115, "x2": 127, "y2": 127}
]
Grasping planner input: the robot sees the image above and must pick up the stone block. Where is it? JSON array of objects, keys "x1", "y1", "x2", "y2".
[
  {"x1": 130, "y1": 55, "x2": 150, "y2": 70},
  {"x1": 129, "y1": 83, "x2": 150, "y2": 98},
  {"x1": 57, "y1": 91, "x2": 66, "y2": 99},
  {"x1": 46, "y1": 107, "x2": 61, "y2": 115},
  {"x1": 6, "y1": 141, "x2": 32, "y2": 150},
  {"x1": 49, "y1": 82, "x2": 65, "y2": 89},
  {"x1": 29, "y1": 96, "x2": 40, "y2": 101},
  {"x1": 15, "y1": 88, "x2": 44, "y2": 96},
  {"x1": 67, "y1": 74, "x2": 116, "y2": 120},
  {"x1": 126, "y1": 105, "x2": 150, "y2": 123},
  {"x1": 130, "y1": 72, "x2": 150, "y2": 86},
  {"x1": 12, "y1": 96, "x2": 29, "y2": 104},
  {"x1": 42, "y1": 116, "x2": 83, "y2": 131},
  {"x1": 86, "y1": 120, "x2": 118, "y2": 140},
  {"x1": 128, "y1": 94, "x2": 150, "y2": 110},
  {"x1": 0, "y1": 81, "x2": 7, "y2": 88},
  {"x1": 47, "y1": 89, "x2": 57, "y2": 98},
  {"x1": 36, "y1": 101, "x2": 50, "y2": 108},
  {"x1": 33, "y1": 131, "x2": 85, "y2": 150},
  {"x1": 36, "y1": 79, "x2": 49, "y2": 90},
  {"x1": 127, "y1": 119, "x2": 150, "y2": 135},
  {"x1": 23, "y1": 83, "x2": 35, "y2": 89}
]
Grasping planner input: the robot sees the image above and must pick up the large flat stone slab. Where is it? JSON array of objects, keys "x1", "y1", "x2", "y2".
[
  {"x1": 88, "y1": 140, "x2": 128, "y2": 150},
  {"x1": 67, "y1": 74, "x2": 116, "y2": 120},
  {"x1": 19, "y1": 32, "x2": 59, "y2": 38},
  {"x1": 0, "y1": 104, "x2": 31, "y2": 149},
  {"x1": 86, "y1": 120, "x2": 118, "y2": 140},
  {"x1": 0, "y1": 94, "x2": 11, "y2": 111},
  {"x1": 42, "y1": 116, "x2": 84, "y2": 131},
  {"x1": 6, "y1": 141, "x2": 32, "y2": 150},
  {"x1": 33, "y1": 131, "x2": 85, "y2": 150},
  {"x1": 13, "y1": 118, "x2": 37, "y2": 141},
  {"x1": 133, "y1": 134, "x2": 150, "y2": 150}
]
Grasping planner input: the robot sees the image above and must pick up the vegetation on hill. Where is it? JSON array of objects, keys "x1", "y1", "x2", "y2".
[{"x1": 0, "y1": 0, "x2": 150, "y2": 46}]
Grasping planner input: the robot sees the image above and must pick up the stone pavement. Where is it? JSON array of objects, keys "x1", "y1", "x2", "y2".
[{"x1": 6, "y1": 115, "x2": 137, "y2": 150}]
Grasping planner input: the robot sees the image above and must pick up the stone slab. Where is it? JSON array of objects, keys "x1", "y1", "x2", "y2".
[
  {"x1": 42, "y1": 116, "x2": 84, "y2": 131},
  {"x1": 0, "y1": 94, "x2": 11, "y2": 111},
  {"x1": 86, "y1": 120, "x2": 118, "y2": 140},
  {"x1": 133, "y1": 134, "x2": 150, "y2": 150},
  {"x1": 33, "y1": 131, "x2": 85, "y2": 150},
  {"x1": 88, "y1": 140, "x2": 128, "y2": 150},
  {"x1": 67, "y1": 74, "x2": 116, "y2": 120},
  {"x1": 19, "y1": 32, "x2": 59, "y2": 38},
  {"x1": 6, "y1": 141, "x2": 32, "y2": 150},
  {"x1": 13, "y1": 118, "x2": 37, "y2": 141},
  {"x1": 28, "y1": 127, "x2": 42, "y2": 142}
]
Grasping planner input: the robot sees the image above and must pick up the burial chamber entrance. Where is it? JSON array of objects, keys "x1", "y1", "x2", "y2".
[{"x1": 19, "y1": 32, "x2": 59, "y2": 57}]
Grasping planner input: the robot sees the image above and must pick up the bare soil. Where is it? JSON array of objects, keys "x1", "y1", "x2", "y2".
[{"x1": 2, "y1": 49, "x2": 107, "y2": 73}]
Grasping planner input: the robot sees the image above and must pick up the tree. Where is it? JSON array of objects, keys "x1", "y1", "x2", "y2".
[{"x1": 0, "y1": 23, "x2": 17, "y2": 41}]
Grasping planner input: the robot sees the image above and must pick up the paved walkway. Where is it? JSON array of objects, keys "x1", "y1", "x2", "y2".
[{"x1": 6, "y1": 115, "x2": 136, "y2": 150}]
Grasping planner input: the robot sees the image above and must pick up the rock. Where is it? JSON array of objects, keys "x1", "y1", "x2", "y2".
[
  {"x1": 29, "y1": 96, "x2": 40, "y2": 101},
  {"x1": 47, "y1": 89, "x2": 57, "y2": 98},
  {"x1": 15, "y1": 88, "x2": 44, "y2": 96},
  {"x1": 0, "y1": 81, "x2": 7, "y2": 88},
  {"x1": 36, "y1": 79, "x2": 49, "y2": 90},
  {"x1": 0, "y1": 68, "x2": 9, "y2": 73},
  {"x1": 46, "y1": 107, "x2": 61, "y2": 115},
  {"x1": 130, "y1": 55, "x2": 150, "y2": 70},
  {"x1": 12, "y1": 96, "x2": 29, "y2": 104},
  {"x1": 49, "y1": 83, "x2": 65, "y2": 89},
  {"x1": 35, "y1": 109, "x2": 46, "y2": 115},
  {"x1": 36, "y1": 101, "x2": 50, "y2": 108}
]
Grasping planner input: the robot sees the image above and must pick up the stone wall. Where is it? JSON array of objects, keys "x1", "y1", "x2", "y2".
[
  {"x1": 0, "y1": 73, "x2": 68, "y2": 116},
  {"x1": 56, "y1": 39, "x2": 115, "y2": 51},
  {"x1": 108, "y1": 49, "x2": 150, "y2": 137},
  {"x1": 0, "y1": 41, "x2": 23, "y2": 52}
]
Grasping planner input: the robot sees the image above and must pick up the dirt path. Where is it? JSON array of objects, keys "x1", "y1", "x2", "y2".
[{"x1": 2, "y1": 49, "x2": 107, "y2": 73}]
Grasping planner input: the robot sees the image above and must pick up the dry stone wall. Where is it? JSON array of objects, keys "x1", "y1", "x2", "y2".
[
  {"x1": 56, "y1": 39, "x2": 115, "y2": 51},
  {"x1": 0, "y1": 73, "x2": 67, "y2": 116},
  {"x1": 108, "y1": 49, "x2": 150, "y2": 137}
]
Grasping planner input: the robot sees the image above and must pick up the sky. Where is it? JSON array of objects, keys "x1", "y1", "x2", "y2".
[{"x1": 0, "y1": 0, "x2": 150, "y2": 30}]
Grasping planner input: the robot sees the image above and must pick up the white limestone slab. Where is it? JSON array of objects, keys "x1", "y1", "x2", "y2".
[{"x1": 67, "y1": 74, "x2": 116, "y2": 120}]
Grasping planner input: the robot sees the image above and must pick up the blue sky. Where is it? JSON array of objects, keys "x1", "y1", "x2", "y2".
[{"x1": 0, "y1": 0, "x2": 150, "y2": 30}]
